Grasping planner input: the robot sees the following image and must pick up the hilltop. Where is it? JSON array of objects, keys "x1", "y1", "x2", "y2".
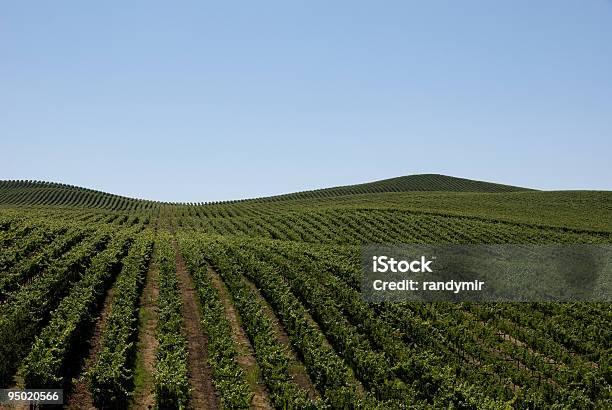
[{"x1": 255, "y1": 173, "x2": 531, "y2": 202}]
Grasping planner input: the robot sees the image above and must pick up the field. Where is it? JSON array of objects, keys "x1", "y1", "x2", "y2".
[{"x1": 0, "y1": 174, "x2": 610, "y2": 409}]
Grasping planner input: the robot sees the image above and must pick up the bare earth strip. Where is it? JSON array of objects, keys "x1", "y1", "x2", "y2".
[
  {"x1": 131, "y1": 250, "x2": 159, "y2": 410},
  {"x1": 207, "y1": 267, "x2": 273, "y2": 410},
  {"x1": 283, "y1": 283, "x2": 366, "y2": 397},
  {"x1": 172, "y1": 240, "x2": 219, "y2": 410},
  {"x1": 66, "y1": 286, "x2": 118, "y2": 409},
  {"x1": 242, "y1": 276, "x2": 320, "y2": 400}
]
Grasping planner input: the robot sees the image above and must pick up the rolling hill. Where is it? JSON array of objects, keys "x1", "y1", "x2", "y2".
[
  {"x1": 0, "y1": 174, "x2": 610, "y2": 409},
  {"x1": 254, "y1": 173, "x2": 532, "y2": 202},
  {"x1": 0, "y1": 174, "x2": 530, "y2": 210}
]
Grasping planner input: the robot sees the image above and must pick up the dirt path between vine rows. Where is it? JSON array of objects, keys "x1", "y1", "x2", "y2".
[
  {"x1": 285, "y1": 285, "x2": 365, "y2": 396},
  {"x1": 242, "y1": 276, "x2": 320, "y2": 400},
  {"x1": 172, "y1": 240, "x2": 219, "y2": 410},
  {"x1": 131, "y1": 250, "x2": 159, "y2": 410},
  {"x1": 66, "y1": 285, "x2": 118, "y2": 410},
  {"x1": 207, "y1": 267, "x2": 273, "y2": 409}
]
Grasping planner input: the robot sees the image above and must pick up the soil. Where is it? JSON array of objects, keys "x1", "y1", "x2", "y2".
[
  {"x1": 131, "y1": 251, "x2": 160, "y2": 410},
  {"x1": 66, "y1": 286, "x2": 117, "y2": 410},
  {"x1": 207, "y1": 266, "x2": 272, "y2": 409},
  {"x1": 242, "y1": 276, "x2": 320, "y2": 400},
  {"x1": 172, "y1": 240, "x2": 219, "y2": 410}
]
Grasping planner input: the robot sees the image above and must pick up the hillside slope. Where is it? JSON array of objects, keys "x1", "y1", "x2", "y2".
[
  {"x1": 0, "y1": 180, "x2": 157, "y2": 211},
  {"x1": 253, "y1": 174, "x2": 531, "y2": 202},
  {"x1": 231, "y1": 191, "x2": 612, "y2": 233},
  {"x1": 0, "y1": 174, "x2": 530, "y2": 210}
]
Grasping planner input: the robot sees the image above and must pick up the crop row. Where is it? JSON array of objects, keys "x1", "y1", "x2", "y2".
[
  {"x1": 0, "y1": 223, "x2": 67, "y2": 271},
  {"x1": 264, "y1": 239, "x2": 611, "y2": 408},
  {"x1": 0, "y1": 180, "x2": 158, "y2": 211},
  {"x1": 20, "y1": 230, "x2": 135, "y2": 388},
  {"x1": 163, "y1": 207, "x2": 606, "y2": 246},
  {"x1": 154, "y1": 232, "x2": 190, "y2": 408},
  {"x1": 0, "y1": 226, "x2": 116, "y2": 385},
  {"x1": 0, "y1": 227, "x2": 89, "y2": 301},
  {"x1": 179, "y1": 237, "x2": 253, "y2": 409},
  {"x1": 180, "y1": 235, "x2": 323, "y2": 409},
  {"x1": 193, "y1": 235, "x2": 389, "y2": 409},
  {"x1": 88, "y1": 230, "x2": 155, "y2": 408},
  {"x1": 234, "y1": 238, "x2": 505, "y2": 408}
]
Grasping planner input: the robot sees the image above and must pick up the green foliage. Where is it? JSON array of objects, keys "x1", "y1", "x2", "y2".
[
  {"x1": 181, "y1": 234, "x2": 324, "y2": 409},
  {"x1": 20, "y1": 231, "x2": 135, "y2": 388},
  {"x1": 0, "y1": 227, "x2": 115, "y2": 386},
  {"x1": 180, "y1": 237, "x2": 253, "y2": 409},
  {"x1": 0, "y1": 175, "x2": 610, "y2": 408},
  {"x1": 154, "y1": 232, "x2": 190, "y2": 409},
  {"x1": 88, "y1": 230, "x2": 154, "y2": 408}
]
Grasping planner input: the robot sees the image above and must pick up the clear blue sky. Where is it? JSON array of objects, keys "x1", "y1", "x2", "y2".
[{"x1": 1, "y1": 1, "x2": 611, "y2": 202}]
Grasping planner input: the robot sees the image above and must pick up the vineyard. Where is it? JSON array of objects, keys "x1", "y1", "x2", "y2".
[{"x1": 0, "y1": 174, "x2": 610, "y2": 409}]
